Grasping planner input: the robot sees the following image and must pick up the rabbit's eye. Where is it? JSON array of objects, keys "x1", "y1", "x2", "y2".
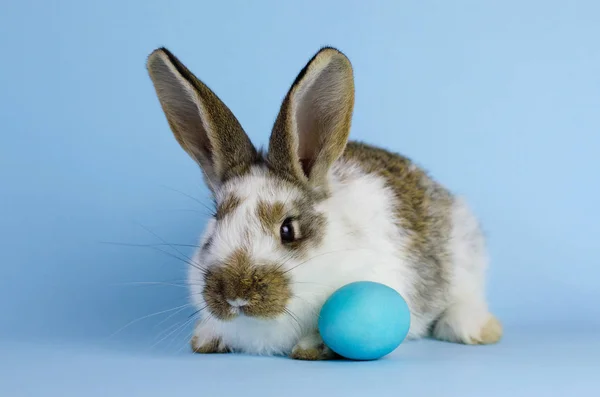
[{"x1": 280, "y1": 218, "x2": 296, "y2": 243}]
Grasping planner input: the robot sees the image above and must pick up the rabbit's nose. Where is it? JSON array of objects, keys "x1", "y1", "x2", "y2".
[{"x1": 226, "y1": 298, "x2": 248, "y2": 308}]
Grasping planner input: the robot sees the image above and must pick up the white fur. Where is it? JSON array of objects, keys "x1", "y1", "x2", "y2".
[
  {"x1": 187, "y1": 159, "x2": 492, "y2": 355},
  {"x1": 432, "y1": 198, "x2": 492, "y2": 343}
]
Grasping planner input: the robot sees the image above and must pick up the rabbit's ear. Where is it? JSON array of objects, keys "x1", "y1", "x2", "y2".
[
  {"x1": 147, "y1": 48, "x2": 258, "y2": 192},
  {"x1": 268, "y1": 47, "x2": 355, "y2": 192}
]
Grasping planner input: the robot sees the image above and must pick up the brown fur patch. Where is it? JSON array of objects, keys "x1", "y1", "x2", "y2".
[
  {"x1": 290, "y1": 342, "x2": 337, "y2": 361},
  {"x1": 256, "y1": 200, "x2": 286, "y2": 232},
  {"x1": 190, "y1": 336, "x2": 229, "y2": 354},
  {"x1": 290, "y1": 347, "x2": 321, "y2": 360},
  {"x1": 202, "y1": 249, "x2": 291, "y2": 320},
  {"x1": 216, "y1": 194, "x2": 241, "y2": 220}
]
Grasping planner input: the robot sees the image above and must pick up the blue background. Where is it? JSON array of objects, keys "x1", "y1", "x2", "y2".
[{"x1": 1, "y1": 0, "x2": 599, "y2": 395}]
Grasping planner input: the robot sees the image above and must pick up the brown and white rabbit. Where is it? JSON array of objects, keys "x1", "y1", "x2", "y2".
[{"x1": 146, "y1": 46, "x2": 502, "y2": 360}]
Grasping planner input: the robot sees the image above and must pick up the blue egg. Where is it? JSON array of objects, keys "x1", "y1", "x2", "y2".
[{"x1": 318, "y1": 281, "x2": 411, "y2": 360}]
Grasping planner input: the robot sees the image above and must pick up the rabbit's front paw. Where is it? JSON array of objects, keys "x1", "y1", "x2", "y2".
[
  {"x1": 191, "y1": 336, "x2": 229, "y2": 354},
  {"x1": 290, "y1": 331, "x2": 337, "y2": 361},
  {"x1": 190, "y1": 321, "x2": 229, "y2": 354}
]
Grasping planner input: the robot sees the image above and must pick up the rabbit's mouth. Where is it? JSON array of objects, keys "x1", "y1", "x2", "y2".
[{"x1": 201, "y1": 249, "x2": 292, "y2": 321}]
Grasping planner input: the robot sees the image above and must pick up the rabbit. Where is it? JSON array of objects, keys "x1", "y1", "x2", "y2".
[{"x1": 146, "y1": 46, "x2": 502, "y2": 360}]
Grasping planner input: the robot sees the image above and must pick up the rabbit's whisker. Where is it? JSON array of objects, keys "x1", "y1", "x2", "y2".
[
  {"x1": 161, "y1": 185, "x2": 216, "y2": 216},
  {"x1": 101, "y1": 242, "x2": 203, "y2": 249},
  {"x1": 108, "y1": 302, "x2": 193, "y2": 338},
  {"x1": 149, "y1": 314, "x2": 197, "y2": 351},
  {"x1": 112, "y1": 281, "x2": 188, "y2": 288},
  {"x1": 283, "y1": 308, "x2": 303, "y2": 336}
]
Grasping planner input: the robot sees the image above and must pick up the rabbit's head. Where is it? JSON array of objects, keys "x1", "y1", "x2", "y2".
[{"x1": 147, "y1": 47, "x2": 355, "y2": 322}]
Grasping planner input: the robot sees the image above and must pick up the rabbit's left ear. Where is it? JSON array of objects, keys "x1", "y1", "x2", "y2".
[{"x1": 267, "y1": 47, "x2": 355, "y2": 193}]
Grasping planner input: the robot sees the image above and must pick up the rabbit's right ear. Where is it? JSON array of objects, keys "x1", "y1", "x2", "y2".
[
  {"x1": 147, "y1": 48, "x2": 258, "y2": 192},
  {"x1": 267, "y1": 47, "x2": 355, "y2": 195}
]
